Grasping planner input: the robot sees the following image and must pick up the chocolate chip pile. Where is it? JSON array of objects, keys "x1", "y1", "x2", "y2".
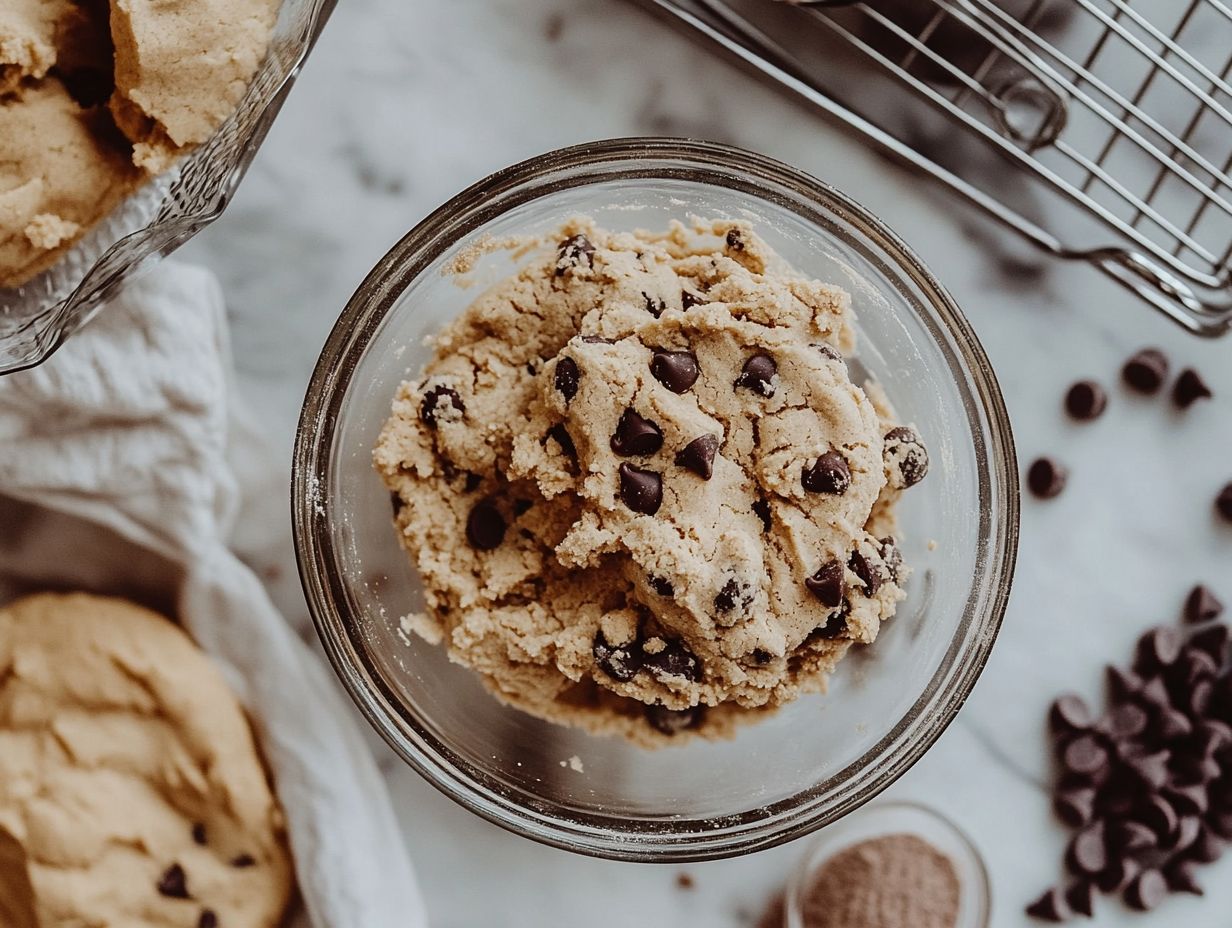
[{"x1": 1027, "y1": 586, "x2": 1231, "y2": 920}]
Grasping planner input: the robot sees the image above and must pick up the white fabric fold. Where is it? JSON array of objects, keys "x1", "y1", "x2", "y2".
[{"x1": 0, "y1": 262, "x2": 427, "y2": 928}]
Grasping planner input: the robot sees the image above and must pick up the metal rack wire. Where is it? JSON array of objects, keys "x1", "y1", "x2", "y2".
[{"x1": 630, "y1": 0, "x2": 1232, "y2": 334}]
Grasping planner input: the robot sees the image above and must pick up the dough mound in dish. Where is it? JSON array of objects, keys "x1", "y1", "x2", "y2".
[
  {"x1": 0, "y1": 593, "x2": 293, "y2": 928},
  {"x1": 375, "y1": 220, "x2": 929, "y2": 746}
]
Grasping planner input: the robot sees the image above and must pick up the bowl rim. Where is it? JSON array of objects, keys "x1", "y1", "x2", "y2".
[{"x1": 292, "y1": 136, "x2": 1020, "y2": 862}]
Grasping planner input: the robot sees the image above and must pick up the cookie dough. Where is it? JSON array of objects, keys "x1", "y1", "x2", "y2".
[
  {"x1": 0, "y1": 593, "x2": 293, "y2": 928},
  {"x1": 0, "y1": 0, "x2": 278, "y2": 287},
  {"x1": 376, "y1": 220, "x2": 929, "y2": 745}
]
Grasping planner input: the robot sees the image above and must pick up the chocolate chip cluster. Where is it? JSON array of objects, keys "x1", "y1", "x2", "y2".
[{"x1": 1028, "y1": 592, "x2": 1232, "y2": 920}]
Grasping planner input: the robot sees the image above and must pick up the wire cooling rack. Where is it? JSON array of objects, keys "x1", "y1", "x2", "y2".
[{"x1": 629, "y1": 0, "x2": 1232, "y2": 335}]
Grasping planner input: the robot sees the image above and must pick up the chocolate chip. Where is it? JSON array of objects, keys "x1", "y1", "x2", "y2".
[
  {"x1": 714, "y1": 576, "x2": 755, "y2": 616},
  {"x1": 1107, "y1": 665, "x2": 1143, "y2": 701},
  {"x1": 751, "y1": 648, "x2": 773, "y2": 665},
  {"x1": 1166, "y1": 782, "x2": 1210, "y2": 816},
  {"x1": 645, "y1": 703, "x2": 705, "y2": 735},
  {"x1": 593, "y1": 632, "x2": 643, "y2": 682},
  {"x1": 1185, "y1": 585, "x2": 1225, "y2": 623},
  {"x1": 1125, "y1": 869, "x2": 1167, "y2": 911},
  {"x1": 675, "y1": 435, "x2": 719, "y2": 480},
  {"x1": 513, "y1": 499, "x2": 532, "y2": 517},
  {"x1": 390, "y1": 491, "x2": 405, "y2": 516},
  {"x1": 1122, "y1": 348, "x2": 1169, "y2": 394},
  {"x1": 1141, "y1": 794, "x2": 1178, "y2": 839},
  {"x1": 1027, "y1": 457, "x2": 1067, "y2": 499},
  {"x1": 1025, "y1": 887, "x2": 1069, "y2": 922},
  {"x1": 466, "y1": 498, "x2": 506, "y2": 550},
  {"x1": 1125, "y1": 748, "x2": 1171, "y2": 790},
  {"x1": 1186, "y1": 678, "x2": 1214, "y2": 717},
  {"x1": 752, "y1": 498, "x2": 772, "y2": 531},
  {"x1": 1136, "y1": 675, "x2": 1171, "y2": 711},
  {"x1": 1109, "y1": 820, "x2": 1156, "y2": 851},
  {"x1": 649, "y1": 576, "x2": 674, "y2": 596},
  {"x1": 1136, "y1": 627, "x2": 1182, "y2": 673},
  {"x1": 191, "y1": 823, "x2": 206, "y2": 846},
  {"x1": 805, "y1": 559, "x2": 845, "y2": 608},
  {"x1": 681, "y1": 290, "x2": 706, "y2": 310},
  {"x1": 809, "y1": 603, "x2": 850, "y2": 641},
  {"x1": 1063, "y1": 735, "x2": 1109, "y2": 777},
  {"x1": 1189, "y1": 627, "x2": 1229, "y2": 667},
  {"x1": 1172, "y1": 368, "x2": 1212, "y2": 409},
  {"x1": 643, "y1": 292, "x2": 667, "y2": 318},
  {"x1": 554, "y1": 357, "x2": 580, "y2": 402},
  {"x1": 1164, "y1": 860, "x2": 1203, "y2": 895},
  {"x1": 1209, "y1": 811, "x2": 1232, "y2": 840},
  {"x1": 1066, "y1": 821, "x2": 1107, "y2": 876},
  {"x1": 1050, "y1": 694, "x2": 1093, "y2": 735},
  {"x1": 1154, "y1": 707, "x2": 1193, "y2": 742},
  {"x1": 555, "y1": 234, "x2": 595, "y2": 275},
  {"x1": 734, "y1": 353, "x2": 777, "y2": 397},
  {"x1": 725, "y1": 228, "x2": 745, "y2": 251},
  {"x1": 231, "y1": 854, "x2": 256, "y2": 868},
  {"x1": 1095, "y1": 855, "x2": 1141, "y2": 894},
  {"x1": 1218, "y1": 483, "x2": 1232, "y2": 522},
  {"x1": 884, "y1": 426, "x2": 929, "y2": 487},
  {"x1": 618, "y1": 463, "x2": 662, "y2": 515},
  {"x1": 157, "y1": 863, "x2": 190, "y2": 899},
  {"x1": 650, "y1": 350, "x2": 700, "y2": 393},
  {"x1": 1189, "y1": 825, "x2": 1226, "y2": 863},
  {"x1": 848, "y1": 549, "x2": 884, "y2": 596},
  {"x1": 1065, "y1": 881, "x2": 1095, "y2": 918},
  {"x1": 420, "y1": 384, "x2": 464, "y2": 427},
  {"x1": 464, "y1": 472, "x2": 482, "y2": 493},
  {"x1": 547, "y1": 423, "x2": 577, "y2": 461},
  {"x1": 199, "y1": 911, "x2": 218, "y2": 928},
  {"x1": 1054, "y1": 787, "x2": 1096, "y2": 827},
  {"x1": 644, "y1": 639, "x2": 702, "y2": 682},
  {"x1": 802, "y1": 450, "x2": 851, "y2": 495},
  {"x1": 1194, "y1": 719, "x2": 1232, "y2": 754},
  {"x1": 1168, "y1": 814, "x2": 1203, "y2": 853},
  {"x1": 611, "y1": 408, "x2": 664, "y2": 456},
  {"x1": 879, "y1": 537, "x2": 903, "y2": 581},
  {"x1": 1065, "y1": 380, "x2": 1107, "y2": 421},
  {"x1": 1098, "y1": 703, "x2": 1148, "y2": 740}
]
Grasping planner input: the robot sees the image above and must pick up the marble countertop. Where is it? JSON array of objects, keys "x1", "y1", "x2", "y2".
[{"x1": 180, "y1": 1, "x2": 1232, "y2": 925}]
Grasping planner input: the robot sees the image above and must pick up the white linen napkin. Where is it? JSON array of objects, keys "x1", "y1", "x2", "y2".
[{"x1": 0, "y1": 262, "x2": 428, "y2": 928}]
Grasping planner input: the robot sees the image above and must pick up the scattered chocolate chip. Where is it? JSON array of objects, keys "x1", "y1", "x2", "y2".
[
  {"x1": 1185, "y1": 585, "x2": 1225, "y2": 623},
  {"x1": 1124, "y1": 868, "x2": 1167, "y2": 911},
  {"x1": 1140, "y1": 794, "x2": 1178, "y2": 839},
  {"x1": 1063, "y1": 735, "x2": 1109, "y2": 778},
  {"x1": 554, "y1": 357, "x2": 580, "y2": 401},
  {"x1": 725, "y1": 228, "x2": 745, "y2": 251},
  {"x1": 675, "y1": 435, "x2": 720, "y2": 480},
  {"x1": 1099, "y1": 702, "x2": 1149, "y2": 740},
  {"x1": 752, "y1": 498, "x2": 772, "y2": 531},
  {"x1": 802, "y1": 450, "x2": 851, "y2": 495},
  {"x1": 1187, "y1": 678, "x2": 1214, "y2": 716},
  {"x1": 879, "y1": 537, "x2": 903, "y2": 581},
  {"x1": 1027, "y1": 457, "x2": 1068, "y2": 499},
  {"x1": 1050, "y1": 694, "x2": 1093, "y2": 735},
  {"x1": 420, "y1": 383, "x2": 464, "y2": 427},
  {"x1": 1107, "y1": 665, "x2": 1143, "y2": 701},
  {"x1": 1188, "y1": 825, "x2": 1224, "y2": 863},
  {"x1": 681, "y1": 290, "x2": 706, "y2": 310},
  {"x1": 191, "y1": 822, "x2": 206, "y2": 846},
  {"x1": 714, "y1": 576, "x2": 755, "y2": 616},
  {"x1": 650, "y1": 350, "x2": 700, "y2": 393},
  {"x1": 618, "y1": 463, "x2": 662, "y2": 515},
  {"x1": 513, "y1": 499, "x2": 532, "y2": 517},
  {"x1": 1164, "y1": 860, "x2": 1203, "y2": 895},
  {"x1": 1065, "y1": 380, "x2": 1108, "y2": 421},
  {"x1": 157, "y1": 863, "x2": 190, "y2": 899},
  {"x1": 465, "y1": 498, "x2": 506, "y2": 550},
  {"x1": 734, "y1": 352, "x2": 777, "y2": 397},
  {"x1": 809, "y1": 601, "x2": 850, "y2": 641},
  {"x1": 1218, "y1": 483, "x2": 1232, "y2": 522},
  {"x1": 611, "y1": 408, "x2": 664, "y2": 456},
  {"x1": 593, "y1": 632, "x2": 644, "y2": 682},
  {"x1": 848, "y1": 549, "x2": 884, "y2": 596},
  {"x1": 649, "y1": 575, "x2": 674, "y2": 596},
  {"x1": 199, "y1": 911, "x2": 218, "y2": 928},
  {"x1": 642, "y1": 292, "x2": 667, "y2": 318},
  {"x1": 1189, "y1": 627, "x2": 1229, "y2": 667},
  {"x1": 1125, "y1": 748, "x2": 1171, "y2": 790},
  {"x1": 1195, "y1": 719, "x2": 1232, "y2": 753},
  {"x1": 1054, "y1": 787, "x2": 1096, "y2": 827},
  {"x1": 1122, "y1": 348, "x2": 1169, "y2": 395},
  {"x1": 547, "y1": 423, "x2": 577, "y2": 461},
  {"x1": 1095, "y1": 855, "x2": 1141, "y2": 894},
  {"x1": 1135, "y1": 627, "x2": 1182, "y2": 673},
  {"x1": 555, "y1": 234, "x2": 595, "y2": 275},
  {"x1": 1025, "y1": 887, "x2": 1069, "y2": 922},
  {"x1": 1172, "y1": 368, "x2": 1212, "y2": 409},
  {"x1": 751, "y1": 648, "x2": 773, "y2": 665},
  {"x1": 644, "y1": 639, "x2": 702, "y2": 683},
  {"x1": 1154, "y1": 707, "x2": 1193, "y2": 742},
  {"x1": 1136, "y1": 675, "x2": 1170, "y2": 710},
  {"x1": 1169, "y1": 814, "x2": 1203, "y2": 853},
  {"x1": 231, "y1": 854, "x2": 256, "y2": 869},
  {"x1": 1109, "y1": 820, "x2": 1156, "y2": 851},
  {"x1": 884, "y1": 426, "x2": 929, "y2": 487},
  {"x1": 463, "y1": 473, "x2": 482, "y2": 493},
  {"x1": 805, "y1": 559, "x2": 846, "y2": 608},
  {"x1": 1065, "y1": 880, "x2": 1095, "y2": 918},
  {"x1": 645, "y1": 703, "x2": 705, "y2": 735},
  {"x1": 1066, "y1": 821, "x2": 1107, "y2": 876}
]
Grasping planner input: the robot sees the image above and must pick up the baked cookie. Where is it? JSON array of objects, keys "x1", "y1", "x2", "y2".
[
  {"x1": 376, "y1": 220, "x2": 928, "y2": 745},
  {"x1": 0, "y1": 0, "x2": 69, "y2": 96},
  {"x1": 0, "y1": 593, "x2": 293, "y2": 928}
]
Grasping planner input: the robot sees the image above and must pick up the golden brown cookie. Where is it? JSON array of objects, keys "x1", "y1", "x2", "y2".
[{"x1": 0, "y1": 593, "x2": 293, "y2": 928}]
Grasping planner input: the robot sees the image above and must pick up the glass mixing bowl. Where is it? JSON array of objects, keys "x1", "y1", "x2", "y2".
[{"x1": 292, "y1": 138, "x2": 1018, "y2": 862}]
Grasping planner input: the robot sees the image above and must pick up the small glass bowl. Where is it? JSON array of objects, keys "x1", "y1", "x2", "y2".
[
  {"x1": 784, "y1": 801, "x2": 991, "y2": 928},
  {"x1": 292, "y1": 138, "x2": 1018, "y2": 861}
]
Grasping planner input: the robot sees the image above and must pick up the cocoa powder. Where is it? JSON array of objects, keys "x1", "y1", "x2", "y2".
[{"x1": 798, "y1": 833, "x2": 960, "y2": 928}]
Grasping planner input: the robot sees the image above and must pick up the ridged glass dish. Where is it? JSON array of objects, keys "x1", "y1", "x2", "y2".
[{"x1": 0, "y1": 0, "x2": 336, "y2": 375}]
